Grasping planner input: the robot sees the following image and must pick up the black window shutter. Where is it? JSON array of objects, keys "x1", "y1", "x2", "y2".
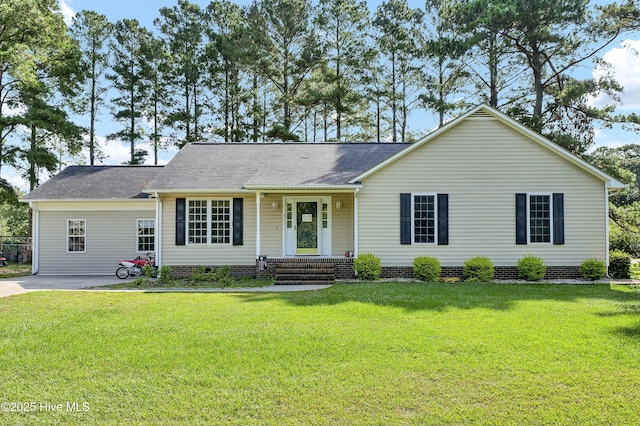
[
  {"x1": 437, "y1": 194, "x2": 449, "y2": 245},
  {"x1": 176, "y1": 198, "x2": 186, "y2": 246},
  {"x1": 233, "y1": 198, "x2": 243, "y2": 246},
  {"x1": 553, "y1": 193, "x2": 564, "y2": 245},
  {"x1": 400, "y1": 193, "x2": 411, "y2": 244},
  {"x1": 515, "y1": 193, "x2": 527, "y2": 245}
]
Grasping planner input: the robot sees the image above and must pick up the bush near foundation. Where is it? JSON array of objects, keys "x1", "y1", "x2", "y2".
[
  {"x1": 580, "y1": 259, "x2": 606, "y2": 281},
  {"x1": 517, "y1": 255, "x2": 546, "y2": 281},
  {"x1": 463, "y1": 256, "x2": 494, "y2": 282},
  {"x1": 413, "y1": 256, "x2": 441, "y2": 282},
  {"x1": 354, "y1": 253, "x2": 382, "y2": 281}
]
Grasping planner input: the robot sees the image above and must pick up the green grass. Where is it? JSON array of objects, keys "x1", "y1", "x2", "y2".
[
  {"x1": 100, "y1": 276, "x2": 273, "y2": 290},
  {"x1": 1, "y1": 283, "x2": 639, "y2": 424},
  {"x1": 0, "y1": 262, "x2": 31, "y2": 278}
]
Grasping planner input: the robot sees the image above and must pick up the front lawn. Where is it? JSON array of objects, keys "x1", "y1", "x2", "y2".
[{"x1": 0, "y1": 283, "x2": 639, "y2": 424}]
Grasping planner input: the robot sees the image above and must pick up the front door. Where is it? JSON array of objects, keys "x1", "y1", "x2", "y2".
[
  {"x1": 283, "y1": 196, "x2": 331, "y2": 256},
  {"x1": 296, "y1": 202, "x2": 318, "y2": 254}
]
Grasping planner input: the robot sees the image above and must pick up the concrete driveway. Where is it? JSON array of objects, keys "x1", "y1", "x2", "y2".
[
  {"x1": 0, "y1": 275, "x2": 122, "y2": 298},
  {"x1": 0, "y1": 275, "x2": 331, "y2": 298}
]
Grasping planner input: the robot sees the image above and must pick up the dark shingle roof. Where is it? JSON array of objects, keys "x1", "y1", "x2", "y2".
[
  {"x1": 22, "y1": 166, "x2": 164, "y2": 200},
  {"x1": 147, "y1": 143, "x2": 411, "y2": 191}
]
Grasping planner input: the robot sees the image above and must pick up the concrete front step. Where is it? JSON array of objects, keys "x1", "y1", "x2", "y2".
[
  {"x1": 275, "y1": 262, "x2": 336, "y2": 285},
  {"x1": 276, "y1": 268, "x2": 335, "y2": 275},
  {"x1": 276, "y1": 274, "x2": 335, "y2": 280},
  {"x1": 274, "y1": 280, "x2": 335, "y2": 286}
]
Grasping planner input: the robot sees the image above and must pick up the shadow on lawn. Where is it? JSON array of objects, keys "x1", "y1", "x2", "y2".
[{"x1": 239, "y1": 282, "x2": 639, "y2": 313}]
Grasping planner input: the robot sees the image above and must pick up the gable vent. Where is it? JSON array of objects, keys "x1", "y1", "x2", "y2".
[{"x1": 467, "y1": 110, "x2": 496, "y2": 121}]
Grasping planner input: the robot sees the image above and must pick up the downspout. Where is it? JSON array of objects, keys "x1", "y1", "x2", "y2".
[
  {"x1": 605, "y1": 184, "x2": 610, "y2": 276},
  {"x1": 353, "y1": 188, "x2": 360, "y2": 258},
  {"x1": 29, "y1": 202, "x2": 39, "y2": 275},
  {"x1": 155, "y1": 193, "x2": 162, "y2": 268}
]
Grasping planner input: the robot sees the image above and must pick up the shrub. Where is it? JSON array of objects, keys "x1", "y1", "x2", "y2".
[
  {"x1": 159, "y1": 265, "x2": 171, "y2": 283},
  {"x1": 610, "y1": 223, "x2": 640, "y2": 258},
  {"x1": 354, "y1": 253, "x2": 382, "y2": 281},
  {"x1": 463, "y1": 256, "x2": 494, "y2": 282},
  {"x1": 213, "y1": 265, "x2": 235, "y2": 287},
  {"x1": 190, "y1": 265, "x2": 209, "y2": 282},
  {"x1": 413, "y1": 256, "x2": 441, "y2": 282},
  {"x1": 141, "y1": 263, "x2": 155, "y2": 279},
  {"x1": 517, "y1": 255, "x2": 546, "y2": 281},
  {"x1": 580, "y1": 259, "x2": 606, "y2": 281},
  {"x1": 609, "y1": 250, "x2": 631, "y2": 279}
]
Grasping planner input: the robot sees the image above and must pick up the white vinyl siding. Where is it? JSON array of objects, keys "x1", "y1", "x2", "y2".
[
  {"x1": 357, "y1": 113, "x2": 607, "y2": 267},
  {"x1": 36, "y1": 202, "x2": 155, "y2": 274}
]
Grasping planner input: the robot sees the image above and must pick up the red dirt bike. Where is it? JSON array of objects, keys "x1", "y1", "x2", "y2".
[{"x1": 116, "y1": 253, "x2": 157, "y2": 279}]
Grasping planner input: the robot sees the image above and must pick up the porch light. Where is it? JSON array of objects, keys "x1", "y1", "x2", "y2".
[
  {"x1": 272, "y1": 201, "x2": 279, "y2": 209},
  {"x1": 335, "y1": 200, "x2": 343, "y2": 210}
]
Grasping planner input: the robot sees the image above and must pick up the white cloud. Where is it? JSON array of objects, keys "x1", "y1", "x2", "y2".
[
  {"x1": 58, "y1": 0, "x2": 76, "y2": 25},
  {"x1": 592, "y1": 39, "x2": 640, "y2": 110},
  {"x1": 82, "y1": 135, "x2": 178, "y2": 166},
  {"x1": 1, "y1": 172, "x2": 29, "y2": 192}
]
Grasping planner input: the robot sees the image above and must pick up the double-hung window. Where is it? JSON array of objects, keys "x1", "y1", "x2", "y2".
[
  {"x1": 413, "y1": 194, "x2": 436, "y2": 244},
  {"x1": 137, "y1": 219, "x2": 155, "y2": 252},
  {"x1": 187, "y1": 199, "x2": 231, "y2": 245},
  {"x1": 528, "y1": 194, "x2": 551, "y2": 243},
  {"x1": 67, "y1": 219, "x2": 86, "y2": 252},
  {"x1": 400, "y1": 193, "x2": 448, "y2": 245},
  {"x1": 516, "y1": 193, "x2": 564, "y2": 245}
]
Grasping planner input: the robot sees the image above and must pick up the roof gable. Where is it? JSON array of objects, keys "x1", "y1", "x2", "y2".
[{"x1": 350, "y1": 104, "x2": 625, "y2": 188}]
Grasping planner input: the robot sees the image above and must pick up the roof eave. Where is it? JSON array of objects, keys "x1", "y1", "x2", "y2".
[
  {"x1": 145, "y1": 188, "x2": 254, "y2": 194},
  {"x1": 20, "y1": 198, "x2": 156, "y2": 203},
  {"x1": 243, "y1": 184, "x2": 361, "y2": 192}
]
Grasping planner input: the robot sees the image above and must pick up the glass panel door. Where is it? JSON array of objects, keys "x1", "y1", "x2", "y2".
[{"x1": 296, "y1": 202, "x2": 318, "y2": 254}]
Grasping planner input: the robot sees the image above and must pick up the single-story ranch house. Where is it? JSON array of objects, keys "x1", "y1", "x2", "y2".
[{"x1": 22, "y1": 105, "x2": 624, "y2": 282}]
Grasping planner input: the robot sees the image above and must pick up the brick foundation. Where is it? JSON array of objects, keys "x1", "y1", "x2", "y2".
[
  {"x1": 381, "y1": 266, "x2": 584, "y2": 280},
  {"x1": 166, "y1": 261, "x2": 585, "y2": 281},
  {"x1": 167, "y1": 264, "x2": 256, "y2": 279}
]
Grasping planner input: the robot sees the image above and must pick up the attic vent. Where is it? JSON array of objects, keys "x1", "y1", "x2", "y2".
[
  {"x1": 299, "y1": 156, "x2": 309, "y2": 159},
  {"x1": 468, "y1": 110, "x2": 494, "y2": 120}
]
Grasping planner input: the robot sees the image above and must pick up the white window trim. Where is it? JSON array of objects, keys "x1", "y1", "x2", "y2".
[
  {"x1": 136, "y1": 219, "x2": 156, "y2": 253},
  {"x1": 411, "y1": 193, "x2": 438, "y2": 245},
  {"x1": 186, "y1": 197, "x2": 233, "y2": 245},
  {"x1": 526, "y1": 192, "x2": 553, "y2": 245},
  {"x1": 66, "y1": 219, "x2": 86, "y2": 253}
]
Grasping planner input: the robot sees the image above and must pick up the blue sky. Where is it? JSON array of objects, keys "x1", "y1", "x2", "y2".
[{"x1": 2, "y1": 0, "x2": 639, "y2": 191}]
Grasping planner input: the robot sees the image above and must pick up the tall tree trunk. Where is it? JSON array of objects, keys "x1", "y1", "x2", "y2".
[
  {"x1": 89, "y1": 52, "x2": 97, "y2": 165},
  {"x1": 29, "y1": 125, "x2": 37, "y2": 192},
  {"x1": 153, "y1": 94, "x2": 158, "y2": 165},
  {"x1": 488, "y1": 34, "x2": 498, "y2": 108},
  {"x1": 376, "y1": 95, "x2": 381, "y2": 143},
  {"x1": 532, "y1": 46, "x2": 544, "y2": 124},
  {"x1": 252, "y1": 74, "x2": 259, "y2": 143},
  {"x1": 391, "y1": 51, "x2": 397, "y2": 143},
  {"x1": 224, "y1": 65, "x2": 230, "y2": 143}
]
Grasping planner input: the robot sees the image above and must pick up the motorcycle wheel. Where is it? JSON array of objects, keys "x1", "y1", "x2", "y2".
[{"x1": 115, "y1": 266, "x2": 130, "y2": 279}]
